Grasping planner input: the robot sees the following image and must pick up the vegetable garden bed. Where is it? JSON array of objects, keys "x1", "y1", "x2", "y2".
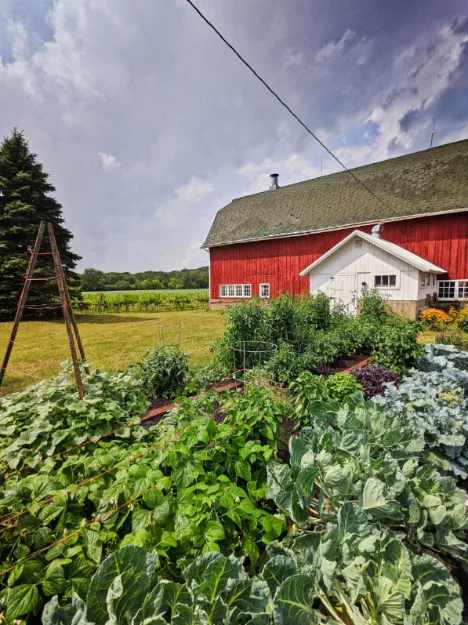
[{"x1": 1, "y1": 293, "x2": 468, "y2": 624}]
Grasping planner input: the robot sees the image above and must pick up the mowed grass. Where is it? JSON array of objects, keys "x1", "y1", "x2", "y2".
[{"x1": 0, "y1": 310, "x2": 225, "y2": 396}]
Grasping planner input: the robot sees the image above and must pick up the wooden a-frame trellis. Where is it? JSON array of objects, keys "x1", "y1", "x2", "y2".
[{"x1": 0, "y1": 221, "x2": 88, "y2": 398}]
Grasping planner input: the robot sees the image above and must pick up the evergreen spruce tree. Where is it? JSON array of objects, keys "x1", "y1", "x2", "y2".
[{"x1": 0, "y1": 129, "x2": 81, "y2": 320}]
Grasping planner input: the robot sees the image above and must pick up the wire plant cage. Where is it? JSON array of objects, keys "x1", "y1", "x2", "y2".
[
  {"x1": 232, "y1": 340, "x2": 277, "y2": 385},
  {"x1": 157, "y1": 322, "x2": 183, "y2": 348}
]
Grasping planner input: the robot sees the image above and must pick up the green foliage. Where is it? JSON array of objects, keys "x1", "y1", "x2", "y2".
[
  {"x1": 359, "y1": 289, "x2": 391, "y2": 322},
  {"x1": 42, "y1": 547, "x2": 271, "y2": 625},
  {"x1": 0, "y1": 129, "x2": 81, "y2": 320},
  {"x1": 0, "y1": 362, "x2": 149, "y2": 471},
  {"x1": 265, "y1": 342, "x2": 303, "y2": 384},
  {"x1": 435, "y1": 329, "x2": 468, "y2": 351},
  {"x1": 183, "y1": 359, "x2": 229, "y2": 395},
  {"x1": 135, "y1": 345, "x2": 189, "y2": 398},
  {"x1": 369, "y1": 317, "x2": 423, "y2": 374},
  {"x1": 0, "y1": 385, "x2": 286, "y2": 622},
  {"x1": 290, "y1": 371, "x2": 363, "y2": 428},
  {"x1": 213, "y1": 292, "x2": 420, "y2": 379},
  {"x1": 267, "y1": 395, "x2": 468, "y2": 576},
  {"x1": 81, "y1": 266, "x2": 209, "y2": 292},
  {"x1": 82, "y1": 289, "x2": 209, "y2": 313},
  {"x1": 325, "y1": 373, "x2": 363, "y2": 401},
  {"x1": 42, "y1": 532, "x2": 464, "y2": 625}
]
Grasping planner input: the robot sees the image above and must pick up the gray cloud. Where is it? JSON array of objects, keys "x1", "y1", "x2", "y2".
[{"x1": 0, "y1": 0, "x2": 467, "y2": 271}]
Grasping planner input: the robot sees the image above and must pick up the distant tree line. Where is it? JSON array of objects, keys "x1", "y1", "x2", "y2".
[{"x1": 80, "y1": 267, "x2": 209, "y2": 291}]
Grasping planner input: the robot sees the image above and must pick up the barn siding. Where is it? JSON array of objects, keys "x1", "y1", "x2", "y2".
[{"x1": 209, "y1": 212, "x2": 468, "y2": 301}]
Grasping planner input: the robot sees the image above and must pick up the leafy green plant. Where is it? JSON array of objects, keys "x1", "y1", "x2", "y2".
[
  {"x1": 42, "y1": 546, "x2": 271, "y2": 625},
  {"x1": 325, "y1": 373, "x2": 363, "y2": 401},
  {"x1": 359, "y1": 289, "x2": 392, "y2": 322},
  {"x1": 135, "y1": 345, "x2": 188, "y2": 398},
  {"x1": 369, "y1": 317, "x2": 423, "y2": 373},
  {"x1": 267, "y1": 397, "x2": 468, "y2": 571},
  {"x1": 41, "y1": 533, "x2": 464, "y2": 625},
  {"x1": 0, "y1": 362, "x2": 149, "y2": 471}
]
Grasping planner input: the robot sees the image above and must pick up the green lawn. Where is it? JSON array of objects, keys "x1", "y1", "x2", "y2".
[{"x1": 0, "y1": 310, "x2": 225, "y2": 397}]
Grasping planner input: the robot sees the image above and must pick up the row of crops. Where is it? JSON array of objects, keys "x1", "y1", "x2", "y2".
[
  {"x1": 0, "y1": 293, "x2": 468, "y2": 623},
  {"x1": 81, "y1": 290, "x2": 209, "y2": 313}
]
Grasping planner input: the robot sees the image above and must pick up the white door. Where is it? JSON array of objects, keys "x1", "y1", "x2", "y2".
[{"x1": 328, "y1": 274, "x2": 357, "y2": 315}]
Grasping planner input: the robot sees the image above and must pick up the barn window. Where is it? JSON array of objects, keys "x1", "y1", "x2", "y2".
[
  {"x1": 438, "y1": 281, "x2": 456, "y2": 299},
  {"x1": 438, "y1": 280, "x2": 468, "y2": 300},
  {"x1": 259, "y1": 283, "x2": 270, "y2": 298},
  {"x1": 374, "y1": 274, "x2": 396, "y2": 287},
  {"x1": 421, "y1": 274, "x2": 426, "y2": 287},
  {"x1": 219, "y1": 284, "x2": 252, "y2": 298}
]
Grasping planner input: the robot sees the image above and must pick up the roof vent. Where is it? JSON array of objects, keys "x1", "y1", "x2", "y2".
[
  {"x1": 371, "y1": 223, "x2": 384, "y2": 239},
  {"x1": 269, "y1": 173, "x2": 279, "y2": 190}
]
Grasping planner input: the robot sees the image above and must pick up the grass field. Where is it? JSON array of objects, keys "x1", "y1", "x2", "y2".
[{"x1": 0, "y1": 310, "x2": 225, "y2": 396}]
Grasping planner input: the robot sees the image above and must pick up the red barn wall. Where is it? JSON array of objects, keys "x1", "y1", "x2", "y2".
[{"x1": 209, "y1": 212, "x2": 468, "y2": 301}]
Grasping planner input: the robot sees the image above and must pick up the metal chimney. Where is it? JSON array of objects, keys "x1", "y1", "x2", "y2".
[
  {"x1": 269, "y1": 173, "x2": 279, "y2": 190},
  {"x1": 371, "y1": 223, "x2": 384, "y2": 238}
]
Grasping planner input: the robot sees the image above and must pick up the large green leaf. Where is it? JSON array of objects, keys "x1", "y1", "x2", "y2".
[
  {"x1": 7, "y1": 584, "x2": 39, "y2": 621},
  {"x1": 361, "y1": 478, "x2": 402, "y2": 520},
  {"x1": 86, "y1": 546, "x2": 158, "y2": 625},
  {"x1": 274, "y1": 574, "x2": 318, "y2": 625}
]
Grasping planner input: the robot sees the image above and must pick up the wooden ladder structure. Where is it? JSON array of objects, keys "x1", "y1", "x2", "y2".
[{"x1": 0, "y1": 221, "x2": 88, "y2": 398}]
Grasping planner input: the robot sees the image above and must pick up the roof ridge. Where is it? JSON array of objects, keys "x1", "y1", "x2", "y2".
[{"x1": 231, "y1": 138, "x2": 468, "y2": 203}]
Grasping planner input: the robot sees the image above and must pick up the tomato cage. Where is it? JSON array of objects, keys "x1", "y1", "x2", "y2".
[
  {"x1": 157, "y1": 322, "x2": 183, "y2": 348},
  {"x1": 232, "y1": 340, "x2": 277, "y2": 385}
]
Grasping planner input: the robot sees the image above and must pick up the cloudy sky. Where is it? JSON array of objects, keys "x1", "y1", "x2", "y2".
[{"x1": 1, "y1": 0, "x2": 467, "y2": 272}]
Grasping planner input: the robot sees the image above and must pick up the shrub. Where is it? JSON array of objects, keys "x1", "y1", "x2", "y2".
[
  {"x1": 457, "y1": 307, "x2": 468, "y2": 331},
  {"x1": 435, "y1": 329, "x2": 468, "y2": 351},
  {"x1": 265, "y1": 341, "x2": 303, "y2": 384},
  {"x1": 351, "y1": 364, "x2": 400, "y2": 399},
  {"x1": 419, "y1": 308, "x2": 452, "y2": 328},
  {"x1": 212, "y1": 298, "x2": 270, "y2": 371},
  {"x1": 369, "y1": 317, "x2": 423, "y2": 374},
  {"x1": 359, "y1": 290, "x2": 391, "y2": 322},
  {"x1": 135, "y1": 345, "x2": 188, "y2": 397}
]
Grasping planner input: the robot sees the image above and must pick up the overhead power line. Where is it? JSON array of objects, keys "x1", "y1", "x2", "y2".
[{"x1": 185, "y1": 0, "x2": 398, "y2": 216}]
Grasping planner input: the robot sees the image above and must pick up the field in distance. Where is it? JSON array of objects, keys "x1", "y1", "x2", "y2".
[{"x1": 83, "y1": 288, "x2": 208, "y2": 295}]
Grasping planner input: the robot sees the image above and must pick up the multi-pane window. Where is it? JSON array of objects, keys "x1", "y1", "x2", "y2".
[
  {"x1": 259, "y1": 283, "x2": 270, "y2": 298},
  {"x1": 438, "y1": 280, "x2": 468, "y2": 300},
  {"x1": 421, "y1": 273, "x2": 434, "y2": 288},
  {"x1": 459, "y1": 281, "x2": 468, "y2": 299},
  {"x1": 438, "y1": 281, "x2": 456, "y2": 299},
  {"x1": 374, "y1": 275, "x2": 396, "y2": 287},
  {"x1": 219, "y1": 284, "x2": 251, "y2": 298}
]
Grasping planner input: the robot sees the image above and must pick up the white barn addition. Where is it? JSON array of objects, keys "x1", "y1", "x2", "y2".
[{"x1": 299, "y1": 230, "x2": 445, "y2": 318}]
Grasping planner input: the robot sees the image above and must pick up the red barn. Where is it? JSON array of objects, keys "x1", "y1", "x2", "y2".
[{"x1": 203, "y1": 140, "x2": 468, "y2": 318}]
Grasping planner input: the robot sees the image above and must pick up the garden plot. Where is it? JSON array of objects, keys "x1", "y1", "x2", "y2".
[{"x1": 1, "y1": 294, "x2": 468, "y2": 623}]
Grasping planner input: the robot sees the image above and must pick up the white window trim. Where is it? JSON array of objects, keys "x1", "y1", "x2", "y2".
[
  {"x1": 219, "y1": 284, "x2": 252, "y2": 298},
  {"x1": 437, "y1": 279, "x2": 468, "y2": 301},
  {"x1": 259, "y1": 283, "x2": 270, "y2": 299},
  {"x1": 373, "y1": 273, "x2": 399, "y2": 289}
]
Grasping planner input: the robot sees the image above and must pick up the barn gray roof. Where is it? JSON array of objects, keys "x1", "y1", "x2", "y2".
[{"x1": 202, "y1": 139, "x2": 468, "y2": 248}]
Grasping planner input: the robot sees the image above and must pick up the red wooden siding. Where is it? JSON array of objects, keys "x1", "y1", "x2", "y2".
[{"x1": 210, "y1": 212, "x2": 468, "y2": 300}]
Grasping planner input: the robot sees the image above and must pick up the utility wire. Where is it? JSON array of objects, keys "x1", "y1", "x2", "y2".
[{"x1": 185, "y1": 0, "x2": 398, "y2": 217}]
